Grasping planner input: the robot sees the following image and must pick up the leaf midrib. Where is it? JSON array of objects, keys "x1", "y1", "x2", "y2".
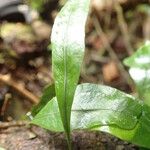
[{"x1": 62, "y1": 1, "x2": 78, "y2": 132}]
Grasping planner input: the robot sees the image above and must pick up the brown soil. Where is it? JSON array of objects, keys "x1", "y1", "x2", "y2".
[{"x1": 0, "y1": 123, "x2": 138, "y2": 150}]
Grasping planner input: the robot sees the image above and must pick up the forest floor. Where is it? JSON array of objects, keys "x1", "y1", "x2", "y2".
[{"x1": 0, "y1": 0, "x2": 149, "y2": 149}]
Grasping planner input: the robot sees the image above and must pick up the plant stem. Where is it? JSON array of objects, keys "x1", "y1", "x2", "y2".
[
  {"x1": 114, "y1": 0, "x2": 134, "y2": 55},
  {"x1": 0, "y1": 74, "x2": 39, "y2": 104},
  {"x1": 66, "y1": 132, "x2": 72, "y2": 150}
]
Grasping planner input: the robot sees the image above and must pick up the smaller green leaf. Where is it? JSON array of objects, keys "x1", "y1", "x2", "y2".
[
  {"x1": 129, "y1": 68, "x2": 150, "y2": 106},
  {"x1": 0, "y1": 147, "x2": 6, "y2": 150},
  {"x1": 136, "y1": 4, "x2": 150, "y2": 14},
  {"x1": 32, "y1": 97, "x2": 63, "y2": 131},
  {"x1": 124, "y1": 41, "x2": 150, "y2": 69},
  {"x1": 124, "y1": 41, "x2": 150, "y2": 105},
  {"x1": 32, "y1": 84, "x2": 55, "y2": 116}
]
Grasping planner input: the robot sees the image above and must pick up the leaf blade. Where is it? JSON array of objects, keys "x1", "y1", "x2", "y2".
[
  {"x1": 51, "y1": 0, "x2": 90, "y2": 141},
  {"x1": 71, "y1": 83, "x2": 142, "y2": 130},
  {"x1": 124, "y1": 41, "x2": 150, "y2": 105},
  {"x1": 124, "y1": 41, "x2": 150, "y2": 69},
  {"x1": 31, "y1": 84, "x2": 55, "y2": 116},
  {"x1": 129, "y1": 68, "x2": 150, "y2": 106},
  {"x1": 32, "y1": 97, "x2": 63, "y2": 131},
  {"x1": 32, "y1": 83, "x2": 150, "y2": 148}
]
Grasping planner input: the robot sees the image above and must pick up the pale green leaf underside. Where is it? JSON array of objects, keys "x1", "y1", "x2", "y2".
[
  {"x1": 32, "y1": 83, "x2": 150, "y2": 148},
  {"x1": 51, "y1": 0, "x2": 90, "y2": 136},
  {"x1": 124, "y1": 41, "x2": 150, "y2": 69},
  {"x1": 129, "y1": 68, "x2": 150, "y2": 106},
  {"x1": 124, "y1": 42, "x2": 150, "y2": 106}
]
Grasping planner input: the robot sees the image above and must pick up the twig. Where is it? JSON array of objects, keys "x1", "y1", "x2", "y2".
[
  {"x1": 92, "y1": 0, "x2": 149, "y2": 13},
  {"x1": 114, "y1": 0, "x2": 134, "y2": 55},
  {"x1": 0, "y1": 94, "x2": 11, "y2": 116},
  {"x1": 0, "y1": 121, "x2": 29, "y2": 129},
  {"x1": 0, "y1": 74, "x2": 39, "y2": 104},
  {"x1": 92, "y1": 15, "x2": 135, "y2": 90}
]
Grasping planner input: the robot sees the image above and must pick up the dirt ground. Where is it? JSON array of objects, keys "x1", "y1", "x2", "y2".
[{"x1": 0, "y1": 122, "x2": 138, "y2": 150}]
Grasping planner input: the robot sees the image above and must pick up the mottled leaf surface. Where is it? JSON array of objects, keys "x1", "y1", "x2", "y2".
[
  {"x1": 71, "y1": 84, "x2": 141, "y2": 130},
  {"x1": 51, "y1": 0, "x2": 90, "y2": 138},
  {"x1": 32, "y1": 83, "x2": 150, "y2": 148}
]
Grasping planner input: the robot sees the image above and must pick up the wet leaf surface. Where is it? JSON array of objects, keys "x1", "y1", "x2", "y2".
[
  {"x1": 51, "y1": 0, "x2": 90, "y2": 139},
  {"x1": 32, "y1": 83, "x2": 150, "y2": 148}
]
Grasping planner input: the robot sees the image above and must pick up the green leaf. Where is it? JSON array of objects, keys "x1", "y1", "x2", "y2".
[
  {"x1": 32, "y1": 97, "x2": 63, "y2": 131},
  {"x1": 136, "y1": 4, "x2": 150, "y2": 14},
  {"x1": 128, "y1": 68, "x2": 150, "y2": 106},
  {"x1": 124, "y1": 41, "x2": 150, "y2": 69},
  {"x1": 107, "y1": 104, "x2": 150, "y2": 149},
  {"x1": 71, "y1": 84, "x2": 142, "y2": 130},
  {"x1": 51, "y1": 0, "x2": 90, "y2": 143},
  {"x1": 32, "y1": 83, "x2": 150, "y2": 149},
  {"x1": 124, "y1": 42, "x2": 150, "y2": 105},
  {"x1": 0, "y1": 147, "x2": 6, "y2": 150},
  {"x1": 72, "y1": 84, "x2": 150, "y2": 149},
  {"x1": 32, "y1": 84, "x2": 55, "y2": 116},
  {"x1": 29, "y1": 0, "x2": 46, "y2": 12}
]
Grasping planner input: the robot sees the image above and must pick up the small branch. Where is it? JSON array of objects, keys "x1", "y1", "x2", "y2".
[
  {"x1": 92, "y1": 0, "x2": 149, "y2": 12},
  {"x1": 0, "y1": 121, "x2": 29, "y2": 129},
  {"x1": 0, "y1": 94, "x2": 11, "y2": 116},
  {"x1": 92, "y1": 15, "x2": 135, "y2": 91},
  {"x1": 0, "y1": 74, "x2": 39, "y2": 104},
  {"x1": 114, "y1": 0, "x2": 134, "y2": 55}
]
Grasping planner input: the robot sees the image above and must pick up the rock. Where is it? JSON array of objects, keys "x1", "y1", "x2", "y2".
[{"x1": 102, "y1": 61, "x2": 120, "y2": 82}]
